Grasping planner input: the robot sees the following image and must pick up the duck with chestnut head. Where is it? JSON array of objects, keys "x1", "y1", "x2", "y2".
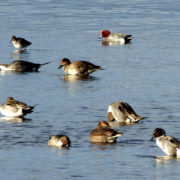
[{"x1": 152, "y1": 128, "x2": 180, "y2": 156}]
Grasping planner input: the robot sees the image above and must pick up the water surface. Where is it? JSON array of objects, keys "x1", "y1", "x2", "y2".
[{"x1": 0, "y1": 0, "x2": 180, "y2": 179}]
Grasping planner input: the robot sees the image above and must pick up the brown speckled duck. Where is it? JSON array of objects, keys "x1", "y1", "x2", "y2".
[{"x1": 90, "y1": 121, "x2": 123, "y2": 143}]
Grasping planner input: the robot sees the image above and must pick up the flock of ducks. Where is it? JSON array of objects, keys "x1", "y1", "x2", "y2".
[{"x1": 1, "y1": 31, "x2": 180, "y2": 156}]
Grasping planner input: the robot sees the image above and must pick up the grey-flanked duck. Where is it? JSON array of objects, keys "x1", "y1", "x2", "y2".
[
  {"x1": 152, "y1": 128, "x2": 180, "y2": 156},
  {"x1": 0, "y1": 97, "x2": 35, "y2": 117},
  {"x1": 100, "y1": 30, "x2": 132, "y2": 44},
  {"x1": 107, "y1": 102, "x2": 144, "y2": 123},
  {"x1": 0, "y1": 60, "x2": 50, "y2": 72}
]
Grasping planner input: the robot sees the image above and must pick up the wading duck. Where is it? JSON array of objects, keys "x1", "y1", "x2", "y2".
[{"x1": 58, "y1": 58, "x2": 103, "y2": 75}]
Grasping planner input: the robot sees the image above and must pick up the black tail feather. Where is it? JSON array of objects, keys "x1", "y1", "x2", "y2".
[{"x1": 41, "y1": 62, "x2": 50, "y2": 66}]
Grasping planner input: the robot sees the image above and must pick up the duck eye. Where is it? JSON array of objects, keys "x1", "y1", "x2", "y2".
[{"x1": 170, "y1": 139, "x2": 174, "y2": 143}]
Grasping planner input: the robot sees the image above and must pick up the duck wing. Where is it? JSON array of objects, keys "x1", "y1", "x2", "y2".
[{"x1": 18, "y1": 38, "x2": 31, "y2": 46}]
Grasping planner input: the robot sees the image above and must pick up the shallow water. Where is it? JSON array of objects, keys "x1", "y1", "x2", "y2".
[{"x1": 0, "y1": 0, "x2": 180, "y2": 179}]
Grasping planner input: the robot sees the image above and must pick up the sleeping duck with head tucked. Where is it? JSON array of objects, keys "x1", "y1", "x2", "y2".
[{"x1": 107, "y1": 102, "x2": 144, "y2": 123}]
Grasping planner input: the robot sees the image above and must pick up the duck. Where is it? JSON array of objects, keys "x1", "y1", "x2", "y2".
[
  {"x1": 90, "y1": 121, "x2": 123, "y2": 143},
  {"x1": 152, "y1": 128, "x2": 180, "y2": 156},
  {"x1": 100, "y1": 30, "x2": 132, "y2": 44},
  {"x1": 0, "y1": 60, "x2": 50, "y2": 72},
  {"x1": 107, "y1": 102, "x2": 144, "y2": 123},
  {"x1": 58, "y1": 58, "x2": 103, "y2": 75},
  {"x1": 48, "y1": 135, "x2": 71, "y2": 147},
  {"x1": 0, "y1": 97, "x2": 35, "y2": 117},
  {"x1": 10, "y1": 35, "x2": 31, "y2": 50}
]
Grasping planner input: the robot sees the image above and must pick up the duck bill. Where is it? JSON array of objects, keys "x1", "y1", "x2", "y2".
[
  {"x1": 150, "y1": 136, "x2": 155, "y2": 141},
  {"x1": 58, "y1": 65, "x2": 63, "y2": 69}
]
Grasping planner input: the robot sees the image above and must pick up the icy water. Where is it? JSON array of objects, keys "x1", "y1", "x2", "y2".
[{"x1": 0, "y1": 0, "x2": 180, "y2": 179}]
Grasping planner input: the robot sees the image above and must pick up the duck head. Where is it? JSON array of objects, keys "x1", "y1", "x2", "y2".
[
  {"x1": 100, "y1": 30, "x2": 111, "y2": 38},
  {"x1": 58, "y1": 58, "x2": 71, "y2": 69},
  {"x1": 151, "y1": 128, "x2": 166, "y2": 141}
]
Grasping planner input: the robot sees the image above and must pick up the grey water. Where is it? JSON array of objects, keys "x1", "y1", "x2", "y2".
[{"x1": 0, "y1": 0, "x2": 180, "y2": 179}]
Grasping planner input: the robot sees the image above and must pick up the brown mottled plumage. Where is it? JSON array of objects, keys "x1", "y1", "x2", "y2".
[
  {"x1": 90, "y1": 121, "x2": 123, "y2": 143},
  {"x1": 58, "y1": 58, "x2": 103, "y2": 75}
]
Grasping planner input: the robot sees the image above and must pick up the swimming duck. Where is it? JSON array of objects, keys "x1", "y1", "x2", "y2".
[
  {"x1": 48, "y1": 135, "x2": 71, "y2": 147},
  {"x1": 0, "y1": 60, "x2": 50, "y2": 72},
  {"x1": 90, "y1": 121, "x2": 123, "y2": 143},
  {"x1": 100, "y1": 30, "x2": 132, "y2": 44},
  {"x1": 10, "y1": 35, "x2": 31, "y2": 49},
  {"x1": 58, "y1": 58, "x2": 103, "y2": 75},
  {"x1": 107, "y1": 102, "x2": 144, "y2": 123},
  {"x1": 152, "y1": 128, "x2": 180, "y2": 156},
  {"x1": 0, "y1": 97, "x2": 35, "y2": 117}
]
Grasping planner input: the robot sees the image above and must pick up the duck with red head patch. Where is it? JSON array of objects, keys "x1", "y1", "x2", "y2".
[{"x1": 100, "y1": 30, "x2": 132, "y2": 44}]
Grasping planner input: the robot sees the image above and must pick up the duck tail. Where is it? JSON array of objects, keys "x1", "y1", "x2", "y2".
[
  {"x1": 125, "y1": 35, "x2": 133, "y2": 43},
  {"x1": 41, "y1": 62, "x2": 51, "y2": 66},
  {"x1": 115, "y1": 132, "x2": 123, "y2": 137},
  {"x1": 97, "y1": 66, "x2": 104, "y2": 70},
  {"x1": 126, "y1": 35, "x2": 133, "y2": 39},
  {"x1": 31, "y1": 104, "x2": 38, "y2": 109}
]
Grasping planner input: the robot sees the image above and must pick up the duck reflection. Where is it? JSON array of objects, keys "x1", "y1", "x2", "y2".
[
  {"x1": 156, "y1": 155, "x2": 180, "y2": 167},
  {"x1": 91, "y1": 142, "x2": 117, "y2": 150},
  {"x1": 63, "y1": 75, "x2": 97, "y2": 82},
  {"x1": 13, "y1": 49, "x2": 27, "y2": 54},
  {"x1": 101, "y1": 41, "x2": 131, "y2": 46},
  {"x1": 108, "y1": 121, "x2": 138, "y2": 128},
  {"x1": 12, "y1": 49, "x2": 29, "y2": 60},
  {"x1": 0, "y1": 116, "x2": 31, "y2": 123},
  {"x1": 0, "y1": 70, "x2": 27, "y2": 76}
]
